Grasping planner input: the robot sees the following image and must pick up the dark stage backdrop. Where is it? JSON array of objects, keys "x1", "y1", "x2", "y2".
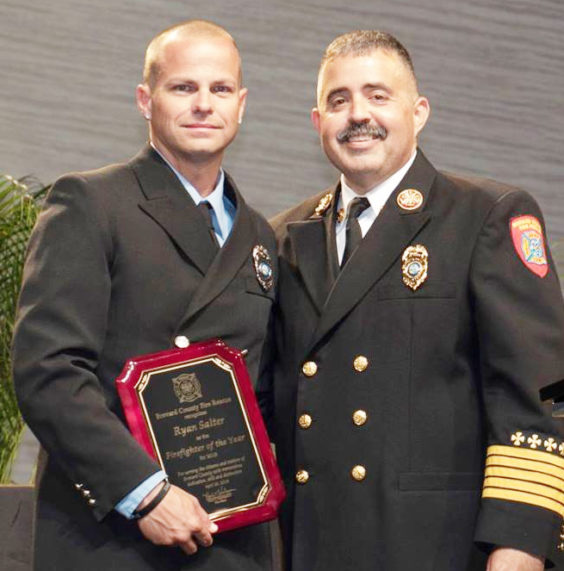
[{"x1": 1, "y1": 0, "x2": 563, "y2": 246}]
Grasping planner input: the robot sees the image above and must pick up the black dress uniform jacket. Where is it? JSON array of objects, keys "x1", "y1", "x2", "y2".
[
  {"x1": 12, "y1": 146, "x2": 278, "y2": 571},
  {"x1": 270, "y1": 151, "x2": 564, "y2": 571}
]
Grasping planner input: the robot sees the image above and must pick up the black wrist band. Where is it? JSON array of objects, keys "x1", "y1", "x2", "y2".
[{"x1": 132, "y1": 479, "x2": 171, "y2": 520}]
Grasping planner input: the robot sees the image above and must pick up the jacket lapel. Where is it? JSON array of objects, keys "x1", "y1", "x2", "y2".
[
  {"x1": 131, "y1": 146, "x2": 216, "y2": 274},
  {"x1": 307, "y1": 150, "x2": 437, "y2": 353},
  {"x1": 288, "y1": 187, "x2": 338, "y2": 313},
  {"x1": 181, "y1": 174, "x2": 258, "y2": 322}
]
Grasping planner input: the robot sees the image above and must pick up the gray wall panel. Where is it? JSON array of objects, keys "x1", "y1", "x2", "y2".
[{"x1": 1, "y1": 0, "x2": 562, "y2": 242}]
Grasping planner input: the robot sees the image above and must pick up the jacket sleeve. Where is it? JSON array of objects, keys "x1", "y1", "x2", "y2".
[
  {"x1": 12, "y1": 174, "x2": 160, "y2": 521},
  {"x1": 469, "y1": 188, "x2": 564, "y2": 562}
]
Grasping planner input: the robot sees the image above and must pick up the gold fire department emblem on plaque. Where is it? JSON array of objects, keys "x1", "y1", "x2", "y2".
[{"x1": 172, "y1": 373, "x2": 203, "y2": 403}]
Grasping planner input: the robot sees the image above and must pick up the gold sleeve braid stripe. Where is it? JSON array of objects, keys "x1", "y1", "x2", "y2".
[{"x1": 482, "y1": 445, "x2": 564, "y2": 517}]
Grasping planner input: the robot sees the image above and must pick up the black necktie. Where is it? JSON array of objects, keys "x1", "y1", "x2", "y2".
[
  {"x1": 197, "y1": 201, "x2": 219, "y2": 250},
  {"x1": 341, "y1": 197, "x2": 370, "y2": 266}
]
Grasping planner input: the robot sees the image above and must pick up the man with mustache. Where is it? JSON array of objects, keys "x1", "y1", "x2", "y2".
[
  {"x1": 13, "y1": 20, "x2": 277, "y2": 570},
  {"x1": 270, "y1": 30, "x2": 564, "y2": 570}
]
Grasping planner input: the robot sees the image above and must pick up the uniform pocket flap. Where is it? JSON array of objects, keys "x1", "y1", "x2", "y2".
[
  {"x1": 377, "y1": 282, "x2": 456, "y2": 300},
  {"x1": 245, "y1": 276, "x2": 275, "y2": 301},
  {"x1": 399, "y1": 472, "x2": 482, "y2": 491}
]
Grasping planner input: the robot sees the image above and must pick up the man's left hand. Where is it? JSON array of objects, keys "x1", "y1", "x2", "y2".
[{"x1": 486, "y1": 547, "x2": 544, "y2": 571}]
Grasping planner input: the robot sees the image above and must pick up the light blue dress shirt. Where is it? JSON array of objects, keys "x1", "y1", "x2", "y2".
[{"x1": 152, "y1": 144, "x2": 236, "y2": 245}]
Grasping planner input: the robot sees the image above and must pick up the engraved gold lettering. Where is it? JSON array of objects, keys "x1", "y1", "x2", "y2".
[
  {"x1": 172, "y1": 423, "x2": 199, "y2": 437},
  {"x1": 198, "y1": 417, "x2": 225, "y2": 430},
  {"x1": 154, "y1": 409, "x2": 179, "y2": 420},
  {"x1": 165, "y1": 445, "x2": 205, "y2": 460}
]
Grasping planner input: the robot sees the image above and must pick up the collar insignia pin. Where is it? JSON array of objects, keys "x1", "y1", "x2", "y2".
[
  {"x1": 397, "y1": 188, "x2": 423, "y2": 211},
  {"x1": 312, "y1": 193, "x2": 333, "y2": 218},
  {"x1": 402, "y1": 244, "x2": 428, "y2": 291},
  {"x1": 253, "y1": 245, "x2": 274, "y2": 292}
]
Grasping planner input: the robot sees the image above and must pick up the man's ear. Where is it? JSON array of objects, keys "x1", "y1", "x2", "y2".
[
  {"x1": 136, "y1": 84, "x2": 152, "y2": 120},
  {"x1": 237, "y1": 87, "x2": 248, "y2": 124},
  {"x1": 413, "y1": 95, "x2": 430, "y2": 137},
  {"x1": 311, "y1": 107, "x2": 321, "y2": 133}
]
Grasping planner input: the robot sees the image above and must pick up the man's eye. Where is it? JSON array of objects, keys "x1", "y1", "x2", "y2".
[
  {"x1": 370, "y1": 93, "x2": 386, "y2": 102},
  {"x1": 173, "y1": 84, "x2": 194, "y2": 92},
  {"x1": 212, "y1": 85, "x2": 233, "y2": 94},
  {"x1": 329, "y1": 97, "x2": 346, "y2": 108}
]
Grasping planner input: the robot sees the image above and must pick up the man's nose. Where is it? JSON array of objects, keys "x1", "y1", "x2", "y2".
[
  {"x1": 349, "y1": 95, "x2": 371, "y2": 123},
  {"x1": 193, "y1": 90, "x2": 212, "y2": 114}
]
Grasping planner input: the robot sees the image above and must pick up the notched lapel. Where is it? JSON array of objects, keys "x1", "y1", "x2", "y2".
[
  {"x1": 131, "y1": 146, "x2": 216, "y2": 274},
  {"x1": 139, "y1": 199, "x2": 217, "y2": 274},
  {"x1": 308, "y1": 150, "x2": 437, "y2": 352},
  {"x1": 181, "y1": 176, "x2": 258, "y2": 323},
  {"x1": 288, "y1": 188, "x2": 338, "y2": 313}
]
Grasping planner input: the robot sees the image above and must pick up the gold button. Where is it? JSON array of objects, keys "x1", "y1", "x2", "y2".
[
  {"x1": 302, "y1": 361, "x2": 318, "y2": 377},
  {"x1": 88, "y1": 498, "x2": 96, "y2": 506},
  {"x1": 558, "y1": 542, "x2": 564, "y2": 552},
  {"x1": 352, "y1": 410, "x2": 367, "y2": 426},
  {"x1": 174, "y1": 335, "x2": 190, "y2": 349},
  {"x1": 351, "y1": 465, "x2": 366, "y2": 481},
  {"x1": 295, "y1": 470, "x2": 309, "y2": 484},
  {"x1": 353, "y1": 355, "x2": 369, "y2": 372},
  {"x1": 298, "y1": 414, "x2": 312, "y2": 429}
]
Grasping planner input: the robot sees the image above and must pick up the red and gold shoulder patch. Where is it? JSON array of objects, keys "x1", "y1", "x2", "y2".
[{"x1": 510, "y1": 215, "x2": 548, "y2": 278}]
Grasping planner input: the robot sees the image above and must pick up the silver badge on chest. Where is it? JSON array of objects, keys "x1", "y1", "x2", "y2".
[
  {"x1": 253, "y1": 245, "x2": 274, "y2": 292},
  {"x1": 402, "y1": 244, "x2": 428, "y2": 291}
]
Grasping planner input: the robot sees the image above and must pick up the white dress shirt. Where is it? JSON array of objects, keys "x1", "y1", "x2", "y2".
[{"x1": 336, "y1": 151, "x2": 417, "y2": 264}]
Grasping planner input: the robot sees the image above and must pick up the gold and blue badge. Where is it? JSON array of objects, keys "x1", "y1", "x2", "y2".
[
  {"x1": 253, "y1": 245, "x2": 274, "y2": 291},
  {"x1": 402, "y1": 244, "x2": 428, "y2": 291}
]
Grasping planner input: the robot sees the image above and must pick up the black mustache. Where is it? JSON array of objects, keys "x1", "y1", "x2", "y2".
[{"x1": 337, "y1": 123, "x2": 387, "y2": 143}]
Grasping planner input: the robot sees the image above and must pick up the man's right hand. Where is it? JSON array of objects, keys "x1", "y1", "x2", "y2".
[{"x1": 137, "y1": 483, "x2": 218, "y2": 555}]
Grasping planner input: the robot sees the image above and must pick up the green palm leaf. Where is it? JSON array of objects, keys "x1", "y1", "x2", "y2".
[{"x1": 0, "y1": 174, "x2": 47, "y2": 483}]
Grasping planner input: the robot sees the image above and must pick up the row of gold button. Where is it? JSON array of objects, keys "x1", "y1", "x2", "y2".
[
  {"x1": 298, "y1": 410, "x2": 367, "y2": 429},
  {"x1": 302, "y1": 355, "x2": 369, "y2": 378},
  {"x1": 296, "y1": 465, "x2": 366, "y2": 484}
]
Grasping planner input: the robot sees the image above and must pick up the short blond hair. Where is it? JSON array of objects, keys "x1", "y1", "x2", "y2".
[{"x1": 143, "y1": 20, "x2": 242, "y2": 87}]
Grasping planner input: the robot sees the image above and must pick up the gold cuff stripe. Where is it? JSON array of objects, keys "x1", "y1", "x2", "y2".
[
  {"x1": 484, "y1": 476, "x2": 564, "y2": 504},
  {"x1": 485, "y1": 466, "x2": 564, "y2": 490},
  {"x1": 487, "y1": 445, "x2": 564, "y2": 469},
  {"x1": 486, "y1": 456, "x2": 564, "y2": 481},
  {"x1": 482, "y1": 487, "x2": 564, "y2": 517}
]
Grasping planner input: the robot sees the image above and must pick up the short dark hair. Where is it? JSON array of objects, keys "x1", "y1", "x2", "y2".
[{"x1": 319, "y1": 30, "x2": 416, "y2": 82}]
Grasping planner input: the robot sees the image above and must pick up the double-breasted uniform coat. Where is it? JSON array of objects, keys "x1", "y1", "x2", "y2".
[
  {"x1": 270, "y1": 151, "x2": 564, "y2": 570},
  {"x1": 12, "y1": 146, "x2": 278, "y2": 570}
]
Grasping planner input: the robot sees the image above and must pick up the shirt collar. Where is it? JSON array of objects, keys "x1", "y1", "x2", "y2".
[
  {"x1": 150, "y1": 142, "x2": 226, "y2": 213},
  {"x1": 339, "y1": 150, "x2": 417, "y2": 215}
]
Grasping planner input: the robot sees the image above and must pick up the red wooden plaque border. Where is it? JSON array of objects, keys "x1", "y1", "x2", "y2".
[{"x1": 115, "y1": 339, "x2": 285, "y2": 532}]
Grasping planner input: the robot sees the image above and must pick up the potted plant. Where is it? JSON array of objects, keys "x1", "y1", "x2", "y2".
[{"x1": 0, "y1": 174, "x2": 48, "y2": 571}]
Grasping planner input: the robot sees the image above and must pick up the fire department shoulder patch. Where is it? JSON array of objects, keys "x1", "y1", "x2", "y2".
[{"x1": 510, "y1": 215, "x2": 548, "y2": 278}]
